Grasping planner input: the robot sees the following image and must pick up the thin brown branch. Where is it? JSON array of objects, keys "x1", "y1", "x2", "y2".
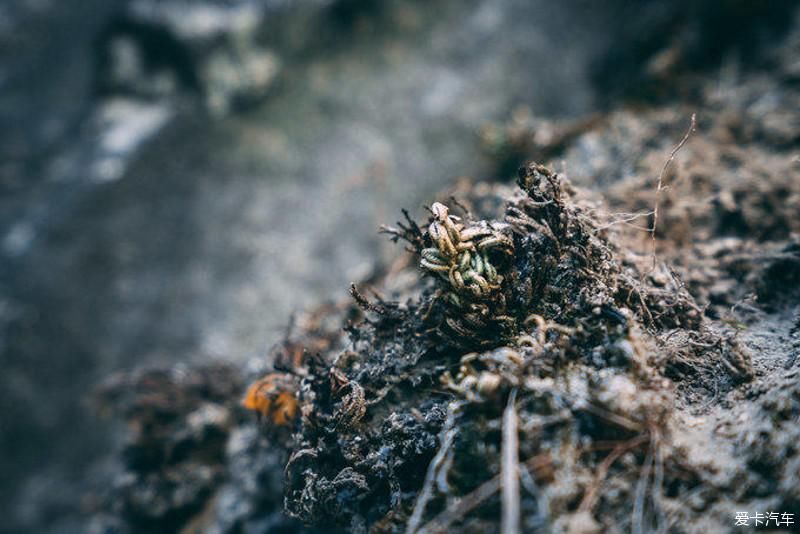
[
  {"x1": 419, "y1": 454, "x2": 552, "y2": 534},
  {"x1": 579, "y1": 433, "x2": 649, "y2": 512},
  {"x1": 650, "y1": 113, "x2": 696, "y2": 271},
  {"x1": 406, "y1": 401, "x2": 462, "y2": 534}
]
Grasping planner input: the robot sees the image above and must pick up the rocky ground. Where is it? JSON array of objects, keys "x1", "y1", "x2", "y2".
[{"x1": 1, "y1": 0, "x2": 798, "y2": 532}]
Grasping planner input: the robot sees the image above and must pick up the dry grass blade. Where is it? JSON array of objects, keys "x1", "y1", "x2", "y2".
[
  {"x1": 632, "y1": 439, "x2": 655, "y2": 534},
  {"x1": 653, "y1": 433, "x2": 666, "y2": 534},
  {"x1": 650, "y1": 113, "x2": 696, "y2": 271},
  {"x1": 501, "y1": 389, "x2": 520, "y2": 534},
  {"x1": 406, "y1": 401, "x2": 461, "y2": 534},
  {"x1": 418, "y1": 454, "x2": 552, "y2": 534},
  {"x1": 579, "y1": 433, "x2": 649, "y2": 512}
]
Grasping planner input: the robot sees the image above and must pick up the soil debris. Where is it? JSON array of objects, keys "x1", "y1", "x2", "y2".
[{"x1": 88, "y1": 14, "x2": 800, "y2": 532}]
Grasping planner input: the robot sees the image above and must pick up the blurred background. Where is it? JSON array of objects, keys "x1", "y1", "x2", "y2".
[{"x1": 0, "y1": 0, "x2": 796, "y2": 531}]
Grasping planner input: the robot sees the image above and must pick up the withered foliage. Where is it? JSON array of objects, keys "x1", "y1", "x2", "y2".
[
  {"x1": 91, "y1": 23, "x2": 800, "y2": 529},
  {"x1": 382, "y1": 163, "x2": 648, "y2": 353},
  {"x1": 277, "y1": 161, "x2": 757, "y2": 532}
]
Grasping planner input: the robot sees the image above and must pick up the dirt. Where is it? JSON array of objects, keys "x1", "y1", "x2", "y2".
[{"x1": 85, "y1": 8, "x2": 800, "y2": 534}]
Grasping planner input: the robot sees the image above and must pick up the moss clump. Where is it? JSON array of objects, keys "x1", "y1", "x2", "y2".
[
  {"x1": 281, "y1": 162, "x2": 728, "y2": 531},
  {"x1": 383, "y1": 163, "x2": 630, "y2": 352}
]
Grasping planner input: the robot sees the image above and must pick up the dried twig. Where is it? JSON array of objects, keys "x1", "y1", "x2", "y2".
[
  {"x1": 653, "y1": 431, "x2": 666, "y2": 534},
  {"x1": 380, "y1": 208, "x2": 425, "y2": 250},
  {"x1": 650, "y1": 113, "x2": 696, "y2": 270},
  {"x1": 501, "y1": 389, "x2": 520, "y2": 534},
  {"x1": 581, "y1": 402, "x2": 644, "y2": 432},
  {"x1": 579, "y1": 433, "x2": 649, "y2": 512},
  {"x1": 350, "y1": 283, "x2": 402, "y2": 318},
  {"x1": 420, "y1": 473, "x2": 502, "y2": 534},
  {"x1": 449, "y1": 195, "x2": 474, "y2": 220},
  {"x1": 418, "y1": 454, "x2": 552, "y2": 534},
  {"x1": 519, "y1": 462, "x2": 548, "y2": 527},
  {"x1": 632, "y1": 438, "x2": 655, "y2": 534},
  {"x1": 406, "y1": 401, "x2": 462, "y2": 534}
]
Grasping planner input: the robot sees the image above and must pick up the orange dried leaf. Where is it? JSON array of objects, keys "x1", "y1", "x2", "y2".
[{"x1": 242, "y1": 373, "x2": 299, "y2": 426}]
